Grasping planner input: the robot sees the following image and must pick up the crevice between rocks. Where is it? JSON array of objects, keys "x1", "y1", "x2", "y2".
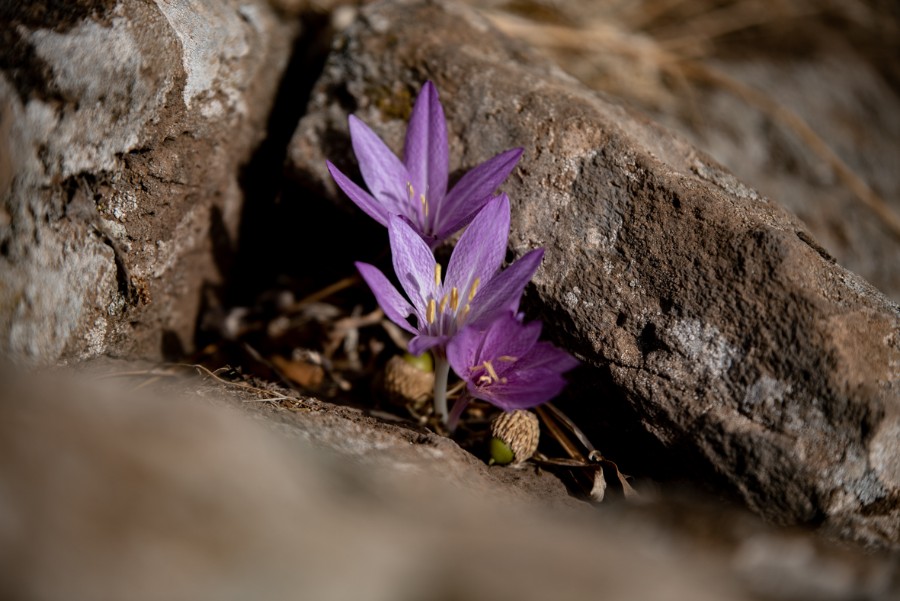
[
  {"x1": 222, "y1": 8, "x2": 383, "y2": 314},
  {"x1": 224, "y1": 9, "x2": 335, "y2": 309}
]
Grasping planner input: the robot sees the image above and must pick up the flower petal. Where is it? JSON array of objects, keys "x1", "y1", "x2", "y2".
[
  {"x1": 466, "y1": 248, "x2": 544, "y2": 327},
  {"x1": 437, "y1": 147, "x2": 523, "y2": 239},
  {"x1": 445, "y1": 194, "x2": 510, "y2": 301},
  {"x1": 326, "y1": 161, "x2": 388, "y2": 226},
  {"x1": 480, "y1": 314, "x2": 543, "y2": 372},
  {"x1": 349, "y1": 115, "x2": 412, "y2": 218},
  {"x1": 403, "y1": 81, "x2": 449, "y2": 230},
  {"x1": 446, "y1": 323, "x2": 484, "y2": 379},
  {"x1": 388, "y1": 214, "x2": 439, "y2": 314},
  {"x1": 356, "y1": 262, "x2": 416, "y2": 334},
  {"x1": 514, "y1": 341, "x2": 580, "y2": 374},
  {"x1": 409, "y1": 334, "x2": 447, "y2": 356},
  {"x1": 469, "y1": 369, "x2": 569, "y2": 411}
]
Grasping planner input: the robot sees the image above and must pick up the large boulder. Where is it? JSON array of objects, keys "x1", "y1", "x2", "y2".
[
  {"x1": 0, "y1": 0, "x2": 296, "y2": 364},
  {"x1": 4, "y1": 363, "x2": 896, "y2": 600},
  {"x1": 288, "y1": 0, "x2": 900, "y2": 547}
]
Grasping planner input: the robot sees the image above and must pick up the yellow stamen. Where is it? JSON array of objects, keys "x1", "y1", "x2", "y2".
[
  {"x1": 434, "y1": 263, "x2": 442, "y2": 287},
  {"x1": 450, "y1": 287, "x2": 459, "y2": 311},
  {"x1": 421, "y1": 194, "x2": 429, "y2": 217},
  {"x1": 498, "y1": 355, "x2": 517, "y2": 362},
  {"x1": 468, "y1": 277, "x2": 480, "y2": 301},
  {"x1": 406, "y1": 181, "x2": 414, "y2": 200},
  {"x1": 439, "y1": 294, "x2": 449, "y2": 314},
  {"x1": 426, "y1": 299, "x2": 436, "y2": 324},
  {"x1": 483, "y1": 360, "x2": 499, "y2": 382},
  {"x1": 478, "y1": 375, "x2": 492, "y2": 386}
]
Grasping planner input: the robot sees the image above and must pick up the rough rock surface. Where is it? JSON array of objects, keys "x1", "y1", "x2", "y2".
[
  {"x1": 288, "y1": 0, "x2": 900, "y2": 547},
  {"x1": 0, "y1": 1, "x2": 296, "y2": 364},
  {"x1": 3, "y1": 363, "x2": 897, "y2": 600},
  {"x1": 473, "y1": 0, "x2": 900, "y2": 301}
]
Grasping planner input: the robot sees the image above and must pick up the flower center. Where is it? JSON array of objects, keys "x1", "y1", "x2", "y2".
[
  {"x1": 424, "y1": 263, "x2": 480, "y2": 332},
  {"x1": 470, "y1": 356, "x2": 516, "y2": 387}
]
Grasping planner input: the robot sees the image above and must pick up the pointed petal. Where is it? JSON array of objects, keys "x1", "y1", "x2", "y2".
[
  {"x1": 409, "y1": 334, "x2": 447, "y2": 356},
  {"x1": 470, "y1": 370, "x2": 569, "y2": 411},
  {"x1": 403, "y1": 81, "x2": 449, "y2": 230},
  {"x1": 514, "y1": 341, "x2": 580, "y2": 374},
  {"x1": 467, "y1": 248, "x2": 544, "y2": 327},
  {"x1": 349, "y1": 115, "x2": 411, "y2": 217},
  {"x1": 446, "y1": 323, "x2": 484, "y2": 379},
  {"x1": 388, "y1": 214, "x2": 438, "y2": 313},
  {"x1": 326, "y1": 161, "x2": 388, "y2": 226},
  {"x1": 481, "y1": 314, "x2": 543, "y2": 372},
  {"x1": 437, "y1": 147, "x2": 523, "y2": 239},
  {"x1": 445, "y1": 194, "x2": 510, "y2": 301},
  {"x1": 356, "y1": 262, "x2": 416, "y2": 334}
]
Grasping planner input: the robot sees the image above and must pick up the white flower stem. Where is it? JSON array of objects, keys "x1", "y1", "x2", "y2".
[{"x1": 432, "y1": 356, "x2": 451, "y2": 424}]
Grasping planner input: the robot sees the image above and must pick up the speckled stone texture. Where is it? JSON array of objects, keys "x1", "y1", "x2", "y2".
[
  {"x1": 287, "y1": 0, "x2": 900, "y2": 547},
  {"x1": 0, "y1": 1, "x2": 296, "y2": 363}
]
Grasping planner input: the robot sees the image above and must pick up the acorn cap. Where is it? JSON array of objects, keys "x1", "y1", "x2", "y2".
[
  {"x1": 490, "y1": 410, "x2": 540, "y2": 465},
  {"x1": 381, "y1": 355, "x2": 434, "y2": 408}
]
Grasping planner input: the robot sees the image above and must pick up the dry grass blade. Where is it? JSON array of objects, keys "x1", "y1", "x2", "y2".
[
  {"x1": 94, "y1": 363, "x2": 301, "y2": 403},
  {"x1": 534, "y1": 404, "x2": 585, "y2": 462},
  {"x1": 482, "y1": 8, "x2": 900, "y2": 242},
  {"x1": 678, "y1": 60, "x2": 900, "y2": 241},
  {"x1": 541, "y1": 402, "x2": 597, "y2": 453},
  {"x1": 291, "y1": 274, "x2": 360, "y2": 309}
]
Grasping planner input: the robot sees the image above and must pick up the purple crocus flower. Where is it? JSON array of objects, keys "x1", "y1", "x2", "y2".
[
  {"x1": 355, "y1": 194, "x2": 543, "y2": 357},
  {"x1": 326, "y1": 81, "x2": 523, "y2": 247},
  {"x1": 447, "y1": 312, "x2": 578, "y2": 412}
]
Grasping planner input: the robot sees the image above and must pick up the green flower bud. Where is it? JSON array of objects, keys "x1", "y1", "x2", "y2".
[
  {"x1": 401, "y1": 352, "x2": 433, "y2": 373},
  {"x1": 489, "y1": 437, "x2": 516, "y2": 465}
]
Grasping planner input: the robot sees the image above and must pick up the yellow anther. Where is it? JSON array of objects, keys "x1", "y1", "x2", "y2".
[
  {"x1": 473, "y1": 361, "x2": 503, "y2": 386},
  {"x1": 439, "y1": 294, "x2": 449, "y2": 314},
  {"x1": 421, "y1": 194, "x2": 429, "y2": 217},
  {"x1": 434, "y1": 263, "x2": 442, "y2": 287},
  {"x1": 406, "y1": 181, "x2": 414, "y2": 200},
  {"x1": 483, "y1": 360, "x2": 499, "y2": 382},
  {"x1": 426, "y1": 299, "x2": 436, "y2": 324},
  {"x1": 468, "y1": 277, "x2": 480, "y2": 301},
  {"x1": 450, "y1": 287, "x2": 459, "y2": 311},
  {"x1": 498, "y1": 355, "x2": 517, "y2": 362}
]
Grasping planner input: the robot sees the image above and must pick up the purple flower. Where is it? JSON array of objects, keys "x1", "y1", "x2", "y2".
[
  {"x1": 326, "y1": 81, "x2": 523, "y2": 247},
  {"x1": 355, "y1": 194, "x2": 543, "y2": 357},
  {"x1": 447, "y1": 312, "x2": 578, "y2": 411}
]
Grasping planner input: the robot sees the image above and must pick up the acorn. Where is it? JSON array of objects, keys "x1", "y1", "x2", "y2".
[
  {"x1": 380, "y1": 353, "x2": 434, "y2": 409},
  {"x1": 489, "y1": 410, "x2": 540, "y2": 466}
]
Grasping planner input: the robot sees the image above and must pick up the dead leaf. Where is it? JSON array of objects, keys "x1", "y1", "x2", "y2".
[{"x1": 271, "y1": 355, "x2": 325, "y2": 389}]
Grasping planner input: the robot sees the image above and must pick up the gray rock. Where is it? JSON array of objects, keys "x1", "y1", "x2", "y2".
[
  {"x1": 287, "y1": 0, "x2": 900, "y2": 547},
  {"x1": 4, "y1": 363, "x2": 897, "y2": 600},
  {"x1": 0, "y1": 0, "x2": 296, "y2": 364}
]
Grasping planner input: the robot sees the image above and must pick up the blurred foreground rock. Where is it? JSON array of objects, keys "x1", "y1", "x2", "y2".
[
  {"x1": 2, "y1": 365, "x2": 897, "y2": 600},
  {"x1": 0, "y1": 1, "x2": 296, "y2": 364},
  {"x1": 288, "y1": 0, "x2": 900, "y2": 547}
]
